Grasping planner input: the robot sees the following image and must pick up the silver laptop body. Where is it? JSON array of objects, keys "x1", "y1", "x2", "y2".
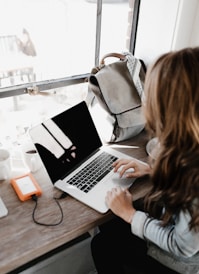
[{"x1": 29, "y1": 101, "x2": 135, "y2": 213}]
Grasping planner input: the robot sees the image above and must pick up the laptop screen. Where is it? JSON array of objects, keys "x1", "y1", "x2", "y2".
[{"x1": 29, "y1": 101, "x2": 102, "y2": 183}]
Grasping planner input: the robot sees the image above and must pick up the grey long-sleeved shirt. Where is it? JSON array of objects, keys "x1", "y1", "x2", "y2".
[{"x1": 131, "y1": 208, "x2": 199, "y2": 273}]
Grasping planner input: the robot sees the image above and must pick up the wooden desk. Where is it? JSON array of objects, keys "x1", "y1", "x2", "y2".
[{"x1": 0, "y1": 130, "x2": 151, "y2": 274}]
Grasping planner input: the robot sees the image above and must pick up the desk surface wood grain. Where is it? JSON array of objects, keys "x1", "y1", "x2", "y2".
[{"x1": 0, "y1": 130, "x2": 151, "y2": 274}]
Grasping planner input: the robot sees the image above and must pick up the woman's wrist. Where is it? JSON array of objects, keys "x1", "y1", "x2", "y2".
[
  {"x1": 126, "y1": 208, "x2": 136, "y2": 224},
  {"x1": 143, "y1": 163, "x2": 151, "y2": 175}
]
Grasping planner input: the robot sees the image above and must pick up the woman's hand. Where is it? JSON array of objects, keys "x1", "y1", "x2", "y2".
[
  {"x1": 113, "y1": 158, "x2": 151, "y2": 178},
  {"x1": 105, "y1": 186, "x2": 136, "y2": 223}
]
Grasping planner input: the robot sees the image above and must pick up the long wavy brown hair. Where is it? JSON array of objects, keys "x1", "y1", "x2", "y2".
[{"x1": 144, "y1": 47, "x2": 199, "y2": 231}]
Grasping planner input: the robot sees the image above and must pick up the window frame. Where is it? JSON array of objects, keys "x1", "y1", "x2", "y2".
[{"x1": 0, "y1": 0, "x2": 141, "y2": 99}]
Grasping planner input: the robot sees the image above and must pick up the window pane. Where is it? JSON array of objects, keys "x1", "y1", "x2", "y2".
[
  {"x1": 0, "y1": 0, "x2": 97, "y2": 88},
  {"x1": 100, "y1": 0, "x2": 129, "y2": 57},
  {"x1": 0, "y1": 0, "x2": 130, "y2": 89}
]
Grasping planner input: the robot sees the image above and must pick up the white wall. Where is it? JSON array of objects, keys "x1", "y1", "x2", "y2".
[
  {"x1": 134, "y1": 0, "x2": 199, "y2": 66},
  {"x1": 189, "y1": 0, "x2": 199, "y2": 46},
  {"x1": 171, "y1": 0, "x2": 199, "y2": 49}
]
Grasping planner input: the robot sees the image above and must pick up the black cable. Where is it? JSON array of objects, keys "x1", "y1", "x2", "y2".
[{"x1": 31, "y1": 192, "x2": 68, "y2": 226}]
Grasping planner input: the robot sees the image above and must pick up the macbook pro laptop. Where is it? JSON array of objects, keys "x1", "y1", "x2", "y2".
[{"x1": 29, "y1": 101, "x2": 135, "y2": 213}]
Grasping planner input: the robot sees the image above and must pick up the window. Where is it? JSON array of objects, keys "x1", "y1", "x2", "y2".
[{"x1": 0, "y1": 0, "x2": 139, "y2": 150}]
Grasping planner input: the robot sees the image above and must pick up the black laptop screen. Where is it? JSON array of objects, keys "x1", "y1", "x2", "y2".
[{"x1": 29, "y1": 101, "x2": 102, "y2": 183}]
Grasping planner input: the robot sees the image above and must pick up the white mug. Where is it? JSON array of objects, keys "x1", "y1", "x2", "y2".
[
  {"x1": 146, "y1": 137, "x2": 160, "y2": 160},
  {"x1": 0, "y1": 149, "x2": 11, "y2": 181},
  {"x1": 21, "y1": 142, "x2": 42, "y2": 173}
]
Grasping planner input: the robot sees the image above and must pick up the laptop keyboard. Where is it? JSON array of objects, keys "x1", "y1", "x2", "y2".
[{"x1": 67, "y1": 151, "x2": 118, "y2": 193}]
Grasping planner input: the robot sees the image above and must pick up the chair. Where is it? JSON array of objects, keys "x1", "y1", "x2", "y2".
[{"x1": 0, "y1": 34, "x2": 35, "y2": 87}]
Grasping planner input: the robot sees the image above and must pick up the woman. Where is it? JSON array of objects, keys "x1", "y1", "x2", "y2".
[{"x1": 91, "y1": 47, "x2": 199, "y2": 274}]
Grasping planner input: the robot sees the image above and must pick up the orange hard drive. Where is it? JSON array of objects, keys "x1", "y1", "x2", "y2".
[{"x1": 10, "y1": 173, "x2": 42, "y2": 201}]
